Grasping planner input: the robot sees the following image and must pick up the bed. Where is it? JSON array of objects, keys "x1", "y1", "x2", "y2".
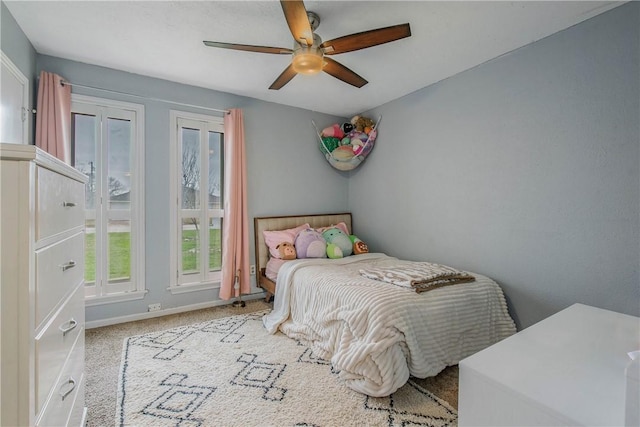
[{"x1": 254, "y1": 213, "x2": 516, "y2": 397}]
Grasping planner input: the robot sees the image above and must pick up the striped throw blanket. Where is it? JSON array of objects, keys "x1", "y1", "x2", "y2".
[{"x1": 359, "y1": 261, "x2": 475, "y2": 292}]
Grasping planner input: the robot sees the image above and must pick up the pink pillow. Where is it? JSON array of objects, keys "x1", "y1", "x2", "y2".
[
  {"x1": 263, "y1": 223, "x2": 310, "y2": 259},
  {"x1": 316, "y1": 221, "x2": 349, "y2": 235}
]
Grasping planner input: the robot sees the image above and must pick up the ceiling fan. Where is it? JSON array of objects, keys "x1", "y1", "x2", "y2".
[{"x1": 203, "y1": 0, "x2": 411, "y2": 90}]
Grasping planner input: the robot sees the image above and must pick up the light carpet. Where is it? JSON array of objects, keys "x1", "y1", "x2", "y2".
[{"x1": 117, "y1": 310, "x2": 457, "y2": 427}]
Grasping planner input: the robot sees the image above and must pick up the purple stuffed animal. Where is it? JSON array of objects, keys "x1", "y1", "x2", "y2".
[{"x1": 294, "y1": 228, "x2": 327, "y2": 258}]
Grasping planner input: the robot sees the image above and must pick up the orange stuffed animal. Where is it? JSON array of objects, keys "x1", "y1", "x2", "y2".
[
  {"x1": 276, "y1": 242, "x2": 296, "y2": 260},
  {"x1": 349, "y1": 235, "x2": 369, "y2": 255}
]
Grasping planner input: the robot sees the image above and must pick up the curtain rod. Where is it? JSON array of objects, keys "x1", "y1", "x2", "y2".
[{"x1": 60, "y1": 80, "x2": 230, "y2": 115}]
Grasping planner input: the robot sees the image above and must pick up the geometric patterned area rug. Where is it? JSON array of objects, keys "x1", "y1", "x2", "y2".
[{"x1": 117, "y1": 310, "x2": 457, "y2": 427}]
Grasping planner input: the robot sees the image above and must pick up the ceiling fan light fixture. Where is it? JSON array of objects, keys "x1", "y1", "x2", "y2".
[
  {"x1": 292, "y1": 51, "x2": 324, "y2": 75},
  {"x1": 292, "y1": 33, "x2": 324, "y2": 75}
]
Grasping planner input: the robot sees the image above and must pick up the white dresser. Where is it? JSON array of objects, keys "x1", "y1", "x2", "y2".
[
  {"x1": 459, "y1": 303, "x2": 640, "y2": 426},
  {"x1": 1, "y1": 144, "x2": 88, "y2": 426}
]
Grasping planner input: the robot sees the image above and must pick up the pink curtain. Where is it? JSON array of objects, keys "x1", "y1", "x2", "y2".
[
  {"x1": 35, "y1": 71, "x2": 71, "y2": 164},
  {"x1": 220, "y1": 109, "x2": 251, "y2": 300}
]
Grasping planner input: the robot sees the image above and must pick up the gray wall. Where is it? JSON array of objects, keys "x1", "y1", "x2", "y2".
[
  {"x1": 1, "y1": 1, "x2": 37, "y2": 143},
  {"x1": 350, "y1": 2, "x2": 639, "y2": 329},
  {"x1": 36, "y1": 55, "x2": 348, "y2": 323}
]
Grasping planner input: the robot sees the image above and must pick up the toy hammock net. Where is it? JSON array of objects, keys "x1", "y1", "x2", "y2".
[{"x1": 312, "y1": 116, "x2": 381, "y2": 171}]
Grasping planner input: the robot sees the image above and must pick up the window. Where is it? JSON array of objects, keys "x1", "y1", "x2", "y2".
[
  {"x1": 169, "y1": 110, "x2": 224, "y2": 293},
  {"x1": 72, "y1": 95, "x2": 145, "y2": 304}
]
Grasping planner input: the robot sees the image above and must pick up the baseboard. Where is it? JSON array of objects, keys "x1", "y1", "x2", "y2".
[{"x1": 85, "y1": 292, "x2": 267, "y2": 329}]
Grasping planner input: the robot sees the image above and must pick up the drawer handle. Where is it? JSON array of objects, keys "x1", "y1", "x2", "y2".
[
  {"x1": 59, "y1": 377, "x2": 76, "y2": 401},
  {"x1": 60, "y1": 260, "x2": 76, "y2": 271},
  {"x1": 62, "y1": 201, "x2": 77, "y2": 208},
  {"x1": 59, "y1": 318, "x2": 78, "y2": 336}
]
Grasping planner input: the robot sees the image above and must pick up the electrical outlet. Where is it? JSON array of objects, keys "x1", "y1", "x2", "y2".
[
  {"x1": 148, "y1": 303, "x2": 161, "y2": 312},
  {"x1": 250, "y1": 265, "x2": 256, "y2": 275}
]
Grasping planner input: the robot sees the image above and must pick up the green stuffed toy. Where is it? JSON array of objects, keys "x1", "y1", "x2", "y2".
[
  {"x1": 321, "y1": 137, "x2": 340, "y2": 154},
  {"x1": 322, "y1": 227, "x2": 353, "y2": 258},
  {"x1": 326, "y1": 243, "x2": 343, "y2": 259}
]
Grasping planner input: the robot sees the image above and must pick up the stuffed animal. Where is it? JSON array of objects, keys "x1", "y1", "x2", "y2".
[
  {"x1": 332, "y1": 145, "x2": 355, "y2": 161},
  {"x1": 341, "y1": 122, "x2": 354, "y2": 134},
  {"x1": 321, "y1": 123, "x2": 345, "y2": 139},
  {"x1": 326, "y1": 243, "x2": 343, "y2": 259},
  {"x1": 276, "y1": 242, "x2": 296, "y2": 260},
  {"x1": 348, "y1": 131, "x2": 368, "y2": 143},
  {"x1": 321, "y1": 137, "x2": 340, "y2": 154},
  {"x1": 350, "y1": 115, "x2": 376, "y2": 133},
  {"x1": 295, "y1": 228, "x2": 327, "y2": 258},
  {"x1": 322, "y1": 227, "x2": 353, "y2": 257},
  {"x1": 349, "y1": 235, "x2": 369, "y2": 255},
  {"x1": 360, "y1": 129, "x2": 377, "y2": 157}
]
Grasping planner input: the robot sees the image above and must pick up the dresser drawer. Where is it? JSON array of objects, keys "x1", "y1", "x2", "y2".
[
  {"x1": 36, "y1": 332, "x2": 84, "y2": 427},
  {"x1": 35, "y1": 232, "x2": 84, "y2": 327},
  {"x1": 67, "y1": 376, "x2": 87, "y2": 427},
  {"x1": 36, "y1": 166, "x2": 84, "y2": 241},
  {"x1": 66, "y1": 377, "x2": 86, "y2": 427},
  {"x1": 35, "y1": 283, "x2": 85, "y2": 414}
]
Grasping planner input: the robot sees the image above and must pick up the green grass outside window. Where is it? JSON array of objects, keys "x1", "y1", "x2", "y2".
[{"x1": 84, "y1": 230, "x2": 221, "y2": 283}]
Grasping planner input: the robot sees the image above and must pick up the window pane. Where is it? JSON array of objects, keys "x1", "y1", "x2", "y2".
[
  {"x1": 72, "y1": 98, "x2": 144, "y2": 299},
  {"x1": 181, "y1": 128, "x2": 200, "y2": 209},
  {"x1": 209, "y1": 217, "x2": 222, "y2": 272},
  {"x1": 182, "y1": 217, "x2": 200, "y2": 274},
  {"x1": 72, "y1": 113, "x2": 97, "y2": 210},
  {"x1": 85, "y1": 219, "x2": 96, "y2": 284},
  {"x1": 108, "y1": 219, "x2": 131, "y2": 282},
  {"x1": 208, "y1": 131, "x2": 222, "y2": 209},
  {"x1": 107, "y1": 118, "x2": 131, "y2": 210}
]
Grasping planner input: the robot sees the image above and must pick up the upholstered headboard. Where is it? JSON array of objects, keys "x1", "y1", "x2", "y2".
[{"x1": 253, "y1": 213, "x2": 352, "y2": 296}]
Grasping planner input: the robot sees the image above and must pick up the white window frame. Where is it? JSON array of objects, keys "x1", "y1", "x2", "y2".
[
  {"x1": 71, "y1": 94, "x2": 146, "y2": 305},
  {"x1": 168, "y1": 109, "x2": 224, "y2": 294}
]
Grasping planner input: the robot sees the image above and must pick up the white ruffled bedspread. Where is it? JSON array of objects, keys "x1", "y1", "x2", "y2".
[{"x1": 263, "y1": 253, "x2": 516, "y2": 397}]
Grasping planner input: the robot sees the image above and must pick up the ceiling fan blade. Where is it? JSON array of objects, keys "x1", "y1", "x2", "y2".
[
  {"x1": 320, "y1": 23, "x2": 411, "y2": 55},
  {"x1": 269, "y1": 64, "x2": 298, "y2": 90},
  {"x1": 203, "y1": 41, "x2": 292, "y2": 55},
  {"x1": 280, "y1": 0, "x2": 314, "y2": 46},
  {"x1": 322, "y1": 57, "x2": 368, "y2": 88}
]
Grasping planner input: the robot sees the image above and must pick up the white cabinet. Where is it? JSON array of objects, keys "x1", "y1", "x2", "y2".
[
  {"x1": 459, "y1": 303, "x2": 640, "y2": 426},
  {"x1": 1, "y1": 143, "x2": 87, "y2": 426}
]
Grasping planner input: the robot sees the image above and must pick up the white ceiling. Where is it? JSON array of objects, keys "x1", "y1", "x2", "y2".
[{"x1": 5, "y1": 1, "x2": 624, "y2": 117}]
